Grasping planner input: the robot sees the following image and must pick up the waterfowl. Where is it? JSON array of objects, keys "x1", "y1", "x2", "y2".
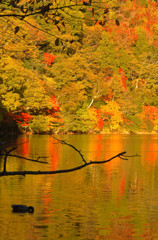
[{"x1": 12, "y1": 204, "x2": 34, "y2": 213}]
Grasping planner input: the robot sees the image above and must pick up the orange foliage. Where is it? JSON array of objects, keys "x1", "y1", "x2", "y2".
[
  {"x1": 43, "y1": 53, "x2": 56, "y2": 66},
  {"x1": 95, "y1": 109, "x2": 104, "y2": 130},
  {"x1": 102, "y1": 90, "x2": 113, "y2": 102},
  {"x1": 46, "y1": 95, "x2": 63, "y2": 126},
  {"x1": 113, "y1": 24, "x2": 138, "y2": 47},
  {"x1": 119, "y1": 68, "x2": 127, "y2": 91},
  {"x1": 140, "y1": 106, "x2": 158, "y2": 123},
  {"x1": 25, "y1": 17, "x2": 45, "y2": 43},
  {"x1": 9, "y1": 112, "x2": 32, "y2": 126},
  {"x1": 128, "y1": 0, "x2": 158, "y2": 42},
  {"x1": 50, "y1": 95, "x2": 60, "y2": 112}
]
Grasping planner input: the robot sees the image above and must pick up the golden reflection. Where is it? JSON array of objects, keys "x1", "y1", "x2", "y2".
[
  {"x1": 118, "y1": 176, "x2": 126, "y2": 198},
  {"x1": 104, "y1": 135, "x2": 123, "y2": 177},
  {"x1": 16, "y1": 135, "x2": 31, "y2": 156},
  {"x1": 96, "y1": 215, "x2": 135, "y2": 239},
  {"x1": 48, "y1": 137, "x2": 60, "y2": 171},
  {"x1": 141, "y1": 135, "x2": 158, "y2": 168},
  {"x1": 1, "y1": 134, "x2": 158, "y2": 240}
]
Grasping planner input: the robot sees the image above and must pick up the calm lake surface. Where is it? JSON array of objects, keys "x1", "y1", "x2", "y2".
[{"x1": 0, "y1": 134, "x2": 158, "y2": 240}]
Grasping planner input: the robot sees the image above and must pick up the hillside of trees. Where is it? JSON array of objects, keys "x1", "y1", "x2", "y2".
[{"x1": 0, "y1": 0, "x2": 158, "y2": 134}]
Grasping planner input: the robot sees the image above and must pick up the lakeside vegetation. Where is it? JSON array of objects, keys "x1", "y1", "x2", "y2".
[{"x1": 0, "y1": 0, "x2": 158, "y2": 135}]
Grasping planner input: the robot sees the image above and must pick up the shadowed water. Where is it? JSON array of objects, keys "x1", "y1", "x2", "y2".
[{"x1": 0, "y1": 134, "x2": 158, "y2": 239}]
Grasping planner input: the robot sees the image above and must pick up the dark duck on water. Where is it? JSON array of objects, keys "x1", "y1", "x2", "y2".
[{"x1": 12, "y1": 204, "x2": 34, "y2": 213}]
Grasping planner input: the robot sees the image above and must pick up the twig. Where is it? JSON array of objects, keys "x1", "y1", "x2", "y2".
[
  {"x1": 0, "y1": 142, "x2": 48, "y2": 174},
  {"x1": 3, "y1": 147, "x2": 17, "y2": 173},
  {"x1": 2, "y1": 154, "x2": 49, "y2": 164},
  {"x1": 52, "y1": 136, "x2": 87, "y2": 164},
  {"x1": 0, "y1": 143, "x2": 16, "y2": 172},
  {"x1": 124, "y1": 154, "x2": 140, "y2": 157},
  {"x1": 119, "y1": 156, "x2": 128, "y2": 160}
]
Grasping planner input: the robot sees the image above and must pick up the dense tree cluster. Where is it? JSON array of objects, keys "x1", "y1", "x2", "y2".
[{"x1": 0, "y1": 0, "x2": 158, "y2": 134}]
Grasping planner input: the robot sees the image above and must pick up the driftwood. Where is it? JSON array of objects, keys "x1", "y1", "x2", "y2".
[{"x1": 0, "y1": 137, "x2": 139, "y2": 177}]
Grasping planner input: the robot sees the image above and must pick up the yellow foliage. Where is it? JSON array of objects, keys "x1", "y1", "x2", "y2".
[
  {"x1": 153, "y1": 119, "x2": 158, "y2": 131},
  {"x1": 101, "y1": 101, "x2": 123, "y2": 131},
  {"x1": 101, "y1": 101, "x2": 120, "y2": 112},
  {"x1": 2, "y1": 92, "x2": 21, "y2": 111}
]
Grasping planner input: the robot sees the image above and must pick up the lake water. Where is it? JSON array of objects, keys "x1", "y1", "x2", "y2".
[{"x1": 0, "y1": 134, "x2": 158, "y2": 240}]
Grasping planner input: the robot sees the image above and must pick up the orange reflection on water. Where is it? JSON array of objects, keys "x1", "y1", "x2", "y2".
[
  {"x1": 140, "y1": 220, "x2": 158, "y2": 239},
  {"x1": 87, "y1": 135, "x2": 103, "y2": 162},
  {"x1": 88, "y1": 134, "x2": 123, "y2": 166},
  {"x1": 17, "y1": 136, "x2": 30, "y2": 156},
  {"x1": 88, "y1": 134, "x2": 127, "y2": 201},
  {"x1": 41, "y1": 137, "x2": 60, "y2": 221},
  {"x1": 105, "y1": 135, "x2": 123, "y2": 175},
  {"x1": 98, "y1": 215, "x2": 135, "y2": 239},
  {"x1": 48, "y1": 137, "x2": 60, "y2": 171},
  {"x1": 95, "y1": 135, "x2": 103, "y2": 161},
  {"x1": 118, "y1": 175, "x2": 126, "y2": 198},
  {"x1": 141, "y1": 136, "x2": 158, "y2": 168}
]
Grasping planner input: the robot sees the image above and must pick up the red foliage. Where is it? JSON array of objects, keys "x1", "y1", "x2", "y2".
[
  {"x1": 46, "y1": 95, "x2": 63, "y2": 124},
  {"x1": 9, "y1": 112, "x2": 32, "y2": 126},
  {"x1": 95, "y1": 109, "x2": 104, "y2": 130},
  {"x1": 109, "y1": 20, "x2": 138, "y2": 46},
  {"x1": 43, "y1": 53, "x2": 56, "y2": 66},
  {"x1": 121, "y1": 76, "x2": 127, "y2": 90},
  {"x1": 119, "y1": 68, "x2": 124, "y2": 73},
  {"x1": 122, "y1": 115, "x2": 134, "y2": 126},
  {"x1": 95, "y1": 108, "x2": 115, "y2": 130},
  {"x1": 98, "y1": 118, "x2": 104, "y2": 130},
  {"x1": 129, "y1": 0, "x2": 157, "y2": 41},
  {"x1": 141, "y1": 106, "x2": 158, "y2": 123},
  {"x1": 119, "y1": 68, "x2": 127, "y2": 91},
  {"x1": 102, "y1": 91, "x2": 113, "y2": 102},
  {"x1": 47, "y1": 95, "x2": 60, "y2": 114}
]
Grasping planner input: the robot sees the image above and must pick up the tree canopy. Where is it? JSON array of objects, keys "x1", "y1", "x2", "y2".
[{"x1": 0, "y1": 0, "x2": 158, "y2": 134}]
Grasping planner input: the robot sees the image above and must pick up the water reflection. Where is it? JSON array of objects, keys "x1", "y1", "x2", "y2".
[
  {"x1": 0, "y1": 134, "x2": 158, "y2": 239},
  {"x1": 141, "y1": 135, "x2": 158, "y2": 168}
]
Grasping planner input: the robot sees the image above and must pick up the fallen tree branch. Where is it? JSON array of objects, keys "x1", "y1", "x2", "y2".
[
  {"x1": 3, "y1": 147, "x2": 17, "y2": 173},
  {"x1": 0, "y1": 151, "x2": 127, "y2": 177},
  {"x1": 0, "y1": 142, "x2": 48, "y2": 174},
  {"x1": 0, "y1": 138, "x2": 139, "y2": 177},
  {"x1": 53, "y1": 136, "x2": 87, "y2": 164},
  {"x1": 1, "y1": 153, "x2": 49, "y2": 164}
]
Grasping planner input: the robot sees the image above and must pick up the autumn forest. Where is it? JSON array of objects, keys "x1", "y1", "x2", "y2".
[{"x1": 0, "y1": 0, "x2": 158, "y2": 135}]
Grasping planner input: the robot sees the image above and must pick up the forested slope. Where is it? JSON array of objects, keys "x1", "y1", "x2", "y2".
[{"x1": 0, "y1": 0, "x2": 158, "y2": 134}]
